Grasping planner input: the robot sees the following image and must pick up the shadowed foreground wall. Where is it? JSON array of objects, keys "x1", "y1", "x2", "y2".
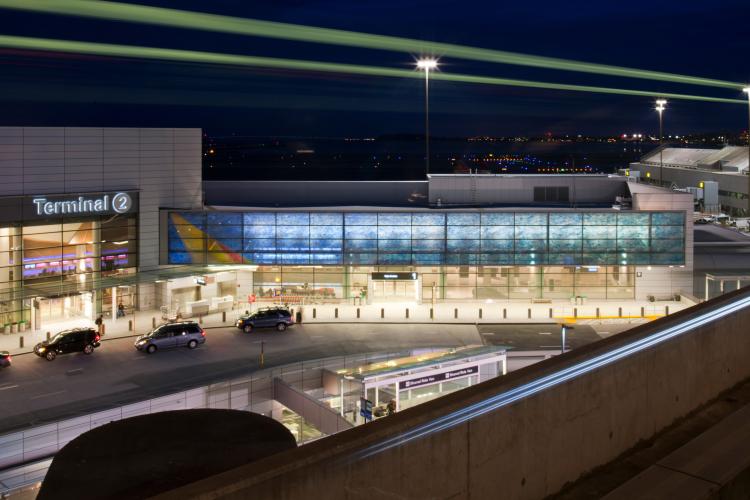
[{"x1": 155, "y1": 288, "x2": 750, "y2": 500}]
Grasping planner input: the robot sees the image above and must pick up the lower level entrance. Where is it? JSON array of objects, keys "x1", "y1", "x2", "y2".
[{"x1": 369, "y1": 272, "x2": 420, "y2": 303}]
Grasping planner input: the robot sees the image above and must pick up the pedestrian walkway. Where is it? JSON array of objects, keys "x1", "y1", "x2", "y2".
[{"x1": 0, "y1": 298, "x2": 692, "y2": 356}]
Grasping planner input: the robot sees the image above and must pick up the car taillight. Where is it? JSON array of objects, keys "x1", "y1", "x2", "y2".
[
  {"x1": 200, "y1": 330, "x2": 205, "y2": 337},
  {"x1": 95, "y1": 335, "x2": 100, "y2": 342}
]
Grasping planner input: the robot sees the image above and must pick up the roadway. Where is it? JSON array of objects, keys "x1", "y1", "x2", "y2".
[{"x1": 0, "y1": 323, "x2": 482, "y2": 435}]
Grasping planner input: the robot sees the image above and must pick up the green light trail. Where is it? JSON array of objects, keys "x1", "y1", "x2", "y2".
[
  {"x1": 0, "y1": 0, "x2": 743, "y2": 90},
  {"x1": 0, "y1": 35, "x2": 743, "y2": 105}
]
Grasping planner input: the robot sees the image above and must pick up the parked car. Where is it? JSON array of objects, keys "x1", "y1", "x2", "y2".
[
  {"x1": 0, "y1": 351, "x2": 10, "y2": 369},
  {"x1": 236, "y1": 307, "x2": 294, "y2": 333},
  {"x1": 695, "y1": 216, "x2": 714, "y2": 225},
  {"x1": 134, "y1": 321, "x2": 205, "y2": 354},
  {"x1": 33, "y1": 328, "x2": 101, "y2": 361}
]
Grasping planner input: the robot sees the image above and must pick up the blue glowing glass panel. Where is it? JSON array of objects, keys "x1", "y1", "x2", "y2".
[
  {"x1": 345, "y1": 213, "x2": 377, "y2": 226},
  {"x1": 344, "y1": 253, "x2": 377, "y2": 265},
  {"x1": 447, "y1": 226, "x2": 480, "y2": 239},
  {"x1": 549, "y1": 226, "x2": 582, "y2": 239},
  {"x1": 379, "y1": 253, "x2": 411, "y2": 264},
  {"x1": 447, "y1": 239, "x2": 480, "y2": 251},
  {"x1": 345, "y1": 239, "x2": 378, "y2": 251},
  {"x1": 413, "y1": 225, "x2": 445, "y2": 239},
  {"x1": 310, "y1": 225, "x2": 343, "y2": 239},
  {"x1": 168, "y1": 252, "x2": 195, "y2": 264},
  {"x1": 345, "y1": 226, "x2": 377, "y2": 239},
  {"x1": 311, "y1": 239, "x2": 343, "y2": 252},
  {"x1": 481, "y1": 213, "x2": 514, "y2": 225},
  {"x1": 548, "y1": 254, "x2": 580, "y2": 265},
  {"x1": 412, "y1": 213, "x2": 445, "y2": 225},
  {"x1": 651, "y1": 226, "x2": 684, "y2": 239},
  {"x1": 516, "y1": 239, "x2": 547, "y2": 252},
  {"x1": 284, "y1": 226, "x2": 309, "y2": 239},
  {"x1": 413, "y1": 253, "x2": 444, "y2": 265},
  {"x1": 650, "y1": 253, "x2": 683, "y2": 265},
  {"x1": 515, "y1": 213, "x2": 547, "y2": 225},
  {"x1": 448, "y1": 213, "x2": 480, "y2": 226},
  {"x1": 617, "y1": 226, "x2": 649, "y2": 239},
  {"x1": 651, "y1": 240, "x2": 682, "y2": 252},
  {"x1": 379, "y1": 239, "x2": 411, "y2": 252},
  {"x1": 243, "y1": 213, "x2": 275, "y2": 226},
  {"x1": 584, "y1": 213, "x2": 616, "y2": 225},
  {"x1": 310, "y1": 213, "x2": 343, "y2": 225},
  {"x1": 378, "y1": 213, "x2": 411, "y2": 226},
  {"x1": 244, "y1": 239, "x2": 276, "y2": 251},
  {"x1": 481, "y1": 226, "x2": 514, "y2": 239},
  {"x1": 583, "y1": 226, "x2": 616, "y2": 239},
  {"x1": 549, "y1": 213, "x2": 582, "y2": 225},
  {"x1": 208, "y1": 239, "x2": 242, "y2": 252},
  {"x1": 378, "y1": 226, "x2": 411, "y2": 239},
  {"x1": 311, "y1": 253, "x2": 342, "y2": 265},
  {"x1": 412, "y1": 240, "x2": 445, "y2": 252},
  {"x1": 582, "y1": 253, "x2": 615, "y2": 265},
  {"x1": 277, "y1": 213, "x2": 309, "y2": 225},
  {"x1": 446, "y1": 253, "x2": 480, "y2": 265},
  {"x1": 549, "y1": 240, "x2": 582, "y2": 252},
  {"x1": 279, "y1": 253, "x2": 310, "y2": 264},
  {"x1": 481, "y1": 239, "x2": 514, "y2": 251},
  {"x1": 206, "y1": 225, "x2": 243, "y2": 239},
  {"x1": 277, "y1": 239, "x2": 310, "y2": 251},
  {"x1": 243, "y1": 252, "x2": 277, "y2": 265},
  {"x1": 244, "y1": 225, "x2": 275, "y2": 239},
  {"x1": 618, "y1": 239, "x2": 650, "y2": 252},
  {"x1": 515, "y1": 226, "x2": 547, "y2": 239},
  {"x1": 652, "y1": 212, "x2": 684, "y2": 225},
  {"x1": 515, "y1": 253, "x2": 544, "y2": 265},
  {"x1": 480, "y1": 254, "x2": 513, "y2": 265},
  {"x1": 618, "y1": 213, "x2": 650, "y2": 226},
  {"x1": 174, "y1": 212, "x2": 206, "y2": 227},
  {"x1": 208, "y1": 213, "x2": 242, "y2": 226},
  {"x1": 583, "y1": 239, "x2": 617, "y2": 252}
]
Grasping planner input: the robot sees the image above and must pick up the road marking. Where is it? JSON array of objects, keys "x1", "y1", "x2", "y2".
[
  {"x1": 599, "y1": 331, "x2": 611, "y2": 335},
  {"x1": 0, "y1": 384, "x2": 19, "y2": 391},
  {"x1": 30, "y1": 390, "x2": 66, "y2": 400},
  {"x1": 538, "y1": 332, "x2": 552, "y2": 335}
]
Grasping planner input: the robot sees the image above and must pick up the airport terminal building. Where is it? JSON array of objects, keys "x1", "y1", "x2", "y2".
[{"x1": 0, "y1": 127, "x2": 693, "y2": 332}]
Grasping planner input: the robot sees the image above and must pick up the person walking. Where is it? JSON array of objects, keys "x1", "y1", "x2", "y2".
[{"x1": 95, "y1": 315, "x2": 103, "y2": 336}]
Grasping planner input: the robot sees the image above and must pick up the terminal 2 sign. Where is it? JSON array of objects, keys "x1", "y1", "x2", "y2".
[{"x1": 0, "y1": 191, "x2": 139, "y2": 223}]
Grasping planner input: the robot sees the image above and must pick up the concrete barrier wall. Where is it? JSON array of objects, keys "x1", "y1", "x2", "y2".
[{"x1": 156, "y1": 288, "x2": 750, "y2": 500}]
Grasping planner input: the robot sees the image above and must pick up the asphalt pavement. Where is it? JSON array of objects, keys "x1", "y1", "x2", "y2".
[
  {"x1": 478, "y1": 323, "x2": 602, "y2": 351},
  {"x1": 0, "y1": 323, "x2": 481, "y2": 434}
]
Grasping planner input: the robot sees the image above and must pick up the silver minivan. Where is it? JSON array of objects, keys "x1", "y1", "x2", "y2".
[{"x1": 134, "y1": 321, "x2": 205, "y2": 354}]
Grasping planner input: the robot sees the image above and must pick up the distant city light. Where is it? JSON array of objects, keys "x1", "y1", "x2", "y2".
[{"x1": 416, "y1": 58, "x2": 438, "y2": 70}]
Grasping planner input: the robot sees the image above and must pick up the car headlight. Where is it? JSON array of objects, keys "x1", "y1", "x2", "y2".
[
  {"x1": 136, "y1": 339, "x2": 147, "y2": 345},
  {"x1": 38, "y1": 347, "x2": 46, "y2": 353}
]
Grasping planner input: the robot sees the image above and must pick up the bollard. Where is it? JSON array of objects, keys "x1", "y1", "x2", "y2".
[
  {"x1": 430, "y1": 308, "x2": 434, "y2": 320},
  {"x1": 479, "y1": 308, "x2": 482, "y2": 319},
  {"x1": 640, "y1": 306, "x2": 645, "y2": 318},
  {"x1": 596, "y1": 307, "x2": 600, "y2": 319},
  {"x1": 313, "y1": 308, "x2": 317, "y2": 319},
  {"x1": 666, "y1": 305, "x2": 670, "y2": 315},
  {"x1": 503, "y1": 308, "x2": 507, "y2": 319},
  {"x1": 152, "y1": 317, "x2": 156, "y2": 328},
  {"x1": 128, "y1": 320, "x2": 133, "y2": 331},
  {"x1": 381, "y1": 308, "x2": 384, "y2": 319},
  {"x1": 528, "y1": 308, "x2": 532, "y2": 319},
  {"x1": 406, "y1": 308, "x2": 409, "y2": 319},
  {"x1": 618, "y1": 307, "x2": 622, "y2": 318},
  {"x1": 549, "y1": 308, "x2": 553, "y2": 319},
  {"x1": 47, "y1": 331, "x2": 51, "y2": 341},
  {"x1": 335, "y1": 308, "x2": 339, "y2": 319},
  {"x1": 19, "y1": 336, "x2": 24, "y2": 348},
  {"x1": 454, "y1": 308, "x2": 458, "y2": 319},
  {"x1": 222, "y1": 311, "x2": 226, "y2": 323},
  {"x1": 574, "y1": 307, "x2": 578, "y2": 318},
  {"x1": 357, "y1": 308, "x2": 360, "y2": 319}
]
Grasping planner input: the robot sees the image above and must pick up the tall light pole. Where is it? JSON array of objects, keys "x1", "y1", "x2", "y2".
[
  {"x1": 655, "y1": 99, "x2": 667, "y2": 187},
  {"x1": 743, "y1": 87, "x2": 750, "y2": 216},
  {"x1": 417, "y1": 58, "x2": 438, "y2": 176}
]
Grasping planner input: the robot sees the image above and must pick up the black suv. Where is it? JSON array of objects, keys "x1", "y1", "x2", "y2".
[
  {"x1": 236, "y1": 307, "x2": 294, "y2": 333},
  {"x1": 33, "y1": 328, "x2": 101, "y2": 361},
  {"x1": 0, "y1": 351, "x2": 10, "y2": 369}
]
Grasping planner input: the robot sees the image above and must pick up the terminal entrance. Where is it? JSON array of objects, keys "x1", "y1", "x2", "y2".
[{"x1": 369, "y1": 272, "x2": 420, "y2": 303}]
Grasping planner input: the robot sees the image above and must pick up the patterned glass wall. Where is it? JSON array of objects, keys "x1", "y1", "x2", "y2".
[{"x1": 166, "y1": 211, "x2": 685, "y2": 266}]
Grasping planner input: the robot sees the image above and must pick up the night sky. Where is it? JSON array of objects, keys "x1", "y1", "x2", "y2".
[{"x1": 0, "y1": 0, "x2": 748, "y2": 137}]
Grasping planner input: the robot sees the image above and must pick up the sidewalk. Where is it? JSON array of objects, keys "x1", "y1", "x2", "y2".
[{"x1": 0, "y1": 299, "x2": 691, "y2": 356}]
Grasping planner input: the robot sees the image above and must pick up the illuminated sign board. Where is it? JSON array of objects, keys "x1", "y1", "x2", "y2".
[
  {"x1": 399, "y1": 366, "x2": 478, "y2": 390},
  {"x1": 371, "y1": 272, "x2": 418, "y2": 280},
  {"x1": 20, "y1": 192, "x2": 137, "y2": 220}
]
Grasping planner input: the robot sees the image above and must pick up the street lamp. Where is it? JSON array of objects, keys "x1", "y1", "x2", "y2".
[
  {"x1": 417, "y1": 58, "x2": 438, "y2": 176},
  {"x1": 743, "y1": 87, "x2": 750, "y2": 216},
  {"x1": 655, "y1": 99, "x2": 667, "y2": 187}
]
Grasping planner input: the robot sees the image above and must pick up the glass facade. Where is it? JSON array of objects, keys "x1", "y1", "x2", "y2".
[
  {"x1": 0, "y1": 215, "x2": 138, "y2": 325},
  {"x1": 167, "y1": 210, "x2": 685, "y2": 267}
]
